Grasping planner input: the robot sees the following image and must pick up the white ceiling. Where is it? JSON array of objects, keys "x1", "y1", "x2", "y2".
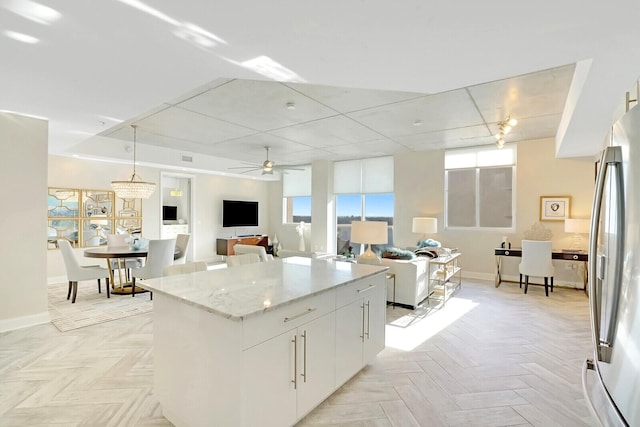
[{"x1": 3, "y1": 0, "x2": 640, "y2": 177}]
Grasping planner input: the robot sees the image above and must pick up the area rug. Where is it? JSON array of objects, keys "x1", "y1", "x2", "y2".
[{"x1": 48, "y1": 281, "x2": 153, "y2": 332}]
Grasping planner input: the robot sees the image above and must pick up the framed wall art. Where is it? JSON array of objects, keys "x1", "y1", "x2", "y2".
[{"x1": 539, "y1": 195, "x2": 571, "y2": 221}]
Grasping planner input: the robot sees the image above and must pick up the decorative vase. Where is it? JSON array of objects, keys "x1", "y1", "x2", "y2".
[{"x1": 298, "y1": 235, "x2": 305, "y2": 251}]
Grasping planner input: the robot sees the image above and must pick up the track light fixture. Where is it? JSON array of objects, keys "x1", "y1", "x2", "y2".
[{"x1": 494, "y1": 115, "x2": 518, "y2": 148}]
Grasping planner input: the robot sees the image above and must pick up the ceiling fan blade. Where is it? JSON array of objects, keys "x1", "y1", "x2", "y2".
[
  {"x1": 273, "y1": 165, "x2": 305, "y2": 171},
  {"x1": 228, "y1": 165, "x2": 261, "y2": 170}
]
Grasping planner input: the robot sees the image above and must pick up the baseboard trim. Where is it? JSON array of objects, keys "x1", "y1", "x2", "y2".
[{"x1": 0, "y1": 311, "x2": 50, "y2": 333}]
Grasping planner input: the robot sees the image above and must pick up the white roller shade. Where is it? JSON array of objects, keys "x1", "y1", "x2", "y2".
[
  {"x1": 362, "y1": 156, "x2": 393, "y2": 193},
  {"x1": 283, "y1": 165, "x2": 312, "y2": 197},
  {"x1": 333, "y1": 160, "x2": 362, "y2": 194},
  {"x1": 334, "y1": 156, "x2": 393, "y2": 194},
  {"x1": 445, "y1": 146, "x2": 516, "y2": 169}
]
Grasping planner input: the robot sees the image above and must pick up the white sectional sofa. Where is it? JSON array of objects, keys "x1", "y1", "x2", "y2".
[{"x1": 381, "y1": 257, "x2": 430, "y2": 309}]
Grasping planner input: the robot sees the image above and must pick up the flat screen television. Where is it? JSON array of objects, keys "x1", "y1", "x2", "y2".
[
  {"x1": 222, "y1": 200, "x2": 258, "y2": 227},
  {"x1": 162, "y1": 205, "x2": 178, "y2": 221}
]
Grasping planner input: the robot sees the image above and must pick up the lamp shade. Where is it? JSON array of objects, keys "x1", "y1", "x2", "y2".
[
  {"x1": 350, "y1": 221, "x2": 388, "y2": 245},
  {"x1": 564, "y1": 218, "x2": 590, "y2": 234},
  {"x1": 412, "y1": 217, "x2": 437, "y2": 234}
]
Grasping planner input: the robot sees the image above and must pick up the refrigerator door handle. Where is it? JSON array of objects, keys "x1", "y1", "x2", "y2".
[{"x1": 589, "y1": 146, "x2": 625, "y2": 363}]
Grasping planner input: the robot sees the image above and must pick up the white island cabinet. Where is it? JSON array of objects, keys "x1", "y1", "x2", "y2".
[{"x1": 140, "y1": 257, "x2": 387, "y2": 427}]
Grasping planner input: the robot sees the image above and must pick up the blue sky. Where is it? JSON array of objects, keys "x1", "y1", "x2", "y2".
[{"x1": 294, "y1": 194, "x2": 394, "y2": 217}]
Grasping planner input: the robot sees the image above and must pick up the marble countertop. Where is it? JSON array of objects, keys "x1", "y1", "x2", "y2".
[{"x1": 139, "y1": 257, "x2": 388, "y2": 321}]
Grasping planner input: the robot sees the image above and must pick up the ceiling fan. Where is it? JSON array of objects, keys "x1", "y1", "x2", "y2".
[{"x1": 228, "y1": 146, "x2": 304, "y2": 175}]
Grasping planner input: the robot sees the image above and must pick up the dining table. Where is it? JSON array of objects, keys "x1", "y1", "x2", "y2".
[{"x1": 84, "y1": 246, "x2": 148, "y2": 295}]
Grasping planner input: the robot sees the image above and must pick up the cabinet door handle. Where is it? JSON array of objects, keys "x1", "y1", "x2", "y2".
[
  {"x1": 301, "y1": 330, "x2": 307, "y2": 383},
  {"x1": 357, "y1": 284, "x2": 376, "y2": 294},
  {"x1": 283, "y1": 307, "x2": 316, "y2": 323},
  {"x1": 360, "y1": 303, "x2": 365, "y2": 342},
  {"x1": 365, "y1": 301, "x2": 371, "y2": 339},
  {"x1": 291, "y1": 335, "x2": 297, "y2": 389}
]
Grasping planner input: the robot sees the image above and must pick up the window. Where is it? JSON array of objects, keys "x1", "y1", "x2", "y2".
[
  {"x1": 336, "y1": 193, "x2": 394, "y2": 255},
  {"x1": 445, "y1": 146, "x2": 515, "y2": 229},
  {"x1": 334, "y1": 156, "x2": 395, "y2": 254},
  {"x1": 283, "y1": 196, "x2": 311, "y2": 223},
  {"x1": 282, "y1": 165, "x2": 311, "y2": 223}
]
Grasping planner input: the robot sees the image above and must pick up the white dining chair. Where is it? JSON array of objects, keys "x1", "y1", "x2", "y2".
[
  {"x1": 519, "y1": 240, "x2": 555, "y2": 297},
  {"x1": 226, "y1": 253, "x2": 261, "y2": 267},
  {"x1": 233, "y1": 244, "x2": 273, "y2": 262},
  {"x1": 163, "y1": 261, "x2": 208, "y2": 276},
  {"x1": 58, "y1": 239, "x2": 111, "y2": 303},
  {"x1": 130, "y1": 238, "x2": 176, "y2": 298},
  {"x1": 173, "y1": 233, "x2": 191, "y2": 265}
]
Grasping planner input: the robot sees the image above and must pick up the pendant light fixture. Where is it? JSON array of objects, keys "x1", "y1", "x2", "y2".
[{"x1": 111, "y1": 124, "x2": 156, "y2": 199}]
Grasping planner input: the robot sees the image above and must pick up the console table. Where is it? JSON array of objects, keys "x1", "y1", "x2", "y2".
[
  {"x1": 494, "y1": 248, "x2": 588, "y2": 289},
  {"x1": 216, "y1": 235, "x2": 268, "y2": 256}
]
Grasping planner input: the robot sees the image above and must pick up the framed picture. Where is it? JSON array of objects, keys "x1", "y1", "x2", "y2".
[{"x1": 540, "y1": 196, "x2": 571, "y2": 221}]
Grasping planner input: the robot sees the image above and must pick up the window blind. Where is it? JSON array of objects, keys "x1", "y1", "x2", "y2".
[
  {"x1": 334, "y1": 156, "x2": 393, "y2": 194},
  {"x1": 282, "y1": 165, "x2": 312, "y2": 197}
]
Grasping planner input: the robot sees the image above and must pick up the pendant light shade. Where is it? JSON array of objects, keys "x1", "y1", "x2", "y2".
[{"x1": 111, "y1": 124, "x2": 156, "y2": 199}]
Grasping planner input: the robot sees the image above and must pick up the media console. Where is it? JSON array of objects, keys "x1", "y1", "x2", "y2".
[{"x1": 216, "y1": 235, "x2": 268, "y2": 256}]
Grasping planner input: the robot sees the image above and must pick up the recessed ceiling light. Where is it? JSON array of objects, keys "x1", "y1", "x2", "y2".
[
  {"x1": 286, "y1": 102, "x2": 296, "y2": 110},
  {"x1": 413, "y1": 120, "x2": 422, "y2": 126},
  {"x1": 4, "y1": 30, "x2": 39, "y2": 44}
]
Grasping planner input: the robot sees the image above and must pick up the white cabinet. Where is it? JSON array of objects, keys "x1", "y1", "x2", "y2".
[
  {"x1": 150, "y1": 268, "x2": 387, "y2": 427},
  {"x1": 243, "y1": 312, "x2": 335, "y2": 427},
  {"x1": 161, "y1": 223, "x2": 188, "y2": 239},
  {"x1": 335, "y1": 276, "x2": 386, "y2": 387}
]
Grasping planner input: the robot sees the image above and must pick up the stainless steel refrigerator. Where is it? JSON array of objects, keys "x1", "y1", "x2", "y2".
[{"x1": 583, "y1": 105, "x2": 640, "y2": 426}]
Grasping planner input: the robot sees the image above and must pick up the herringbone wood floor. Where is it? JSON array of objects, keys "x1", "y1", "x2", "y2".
[{"x1": 0, "y1": 279, "x2": 597, "y2": 426}]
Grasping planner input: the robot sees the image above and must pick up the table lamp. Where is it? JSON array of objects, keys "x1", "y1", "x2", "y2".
[
  {"x1": 564, "y1": 218, "x2": 590, "y2": 251},
  {"x1": 412, "y1": 217, "x2": 437, "y2": 240},
  {"x1": 350, "y1": 220, "x2": 388, "y2": 265}
]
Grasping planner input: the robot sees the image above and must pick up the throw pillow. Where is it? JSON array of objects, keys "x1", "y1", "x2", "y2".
[
  {"x1": 417, "y1": 238, "x2": 441, "y2": 249},
  {"x1": 381, "y1": 247, "x2": 416, "y2": 260}
]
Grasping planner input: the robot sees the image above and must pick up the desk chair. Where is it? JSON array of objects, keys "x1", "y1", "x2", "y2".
[
  {"x1": 519, "y1": 240, "x2": 555, "y2": 297},
  {"x1": 131, "y1": 238, "x2": 176, "y2": 298},
  {"x1": 58, "y1": 239, "x2": 111, "y2": 303}
]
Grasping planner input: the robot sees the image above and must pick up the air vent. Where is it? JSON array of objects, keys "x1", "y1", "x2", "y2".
[{"x1": 180, "y1": 154, "x2": 193, "y2": 163}]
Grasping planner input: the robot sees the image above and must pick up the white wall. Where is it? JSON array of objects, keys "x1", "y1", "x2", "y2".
[{"x1": 0, "y1": 113, "x2": 49, "y2": 332}]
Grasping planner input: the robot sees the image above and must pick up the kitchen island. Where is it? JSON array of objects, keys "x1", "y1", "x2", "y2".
[{"x1": 140, "y1": 257, "x2": 388, "y2": 427}]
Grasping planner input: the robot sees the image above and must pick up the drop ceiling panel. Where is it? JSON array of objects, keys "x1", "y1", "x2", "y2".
[
  {"x1": 202, "y1": 134, "x2": 312, "y2": 163},
  {"x1": 469, "y1": 64, "x2": 575, "y2": 123},
  {"x1": 177, "y1": 79, "x2": 339, "y2": 131},
  {"x1": 131, "y1": 106, "x2": 257, "y2": 144},
  {"x1": 268, "y1": 115, "x2": 383, "y2": 147},
  {"x1": 326, "y1": 139, "x2": 409, "y2": 159},
  {"x1": 347, "y1": 89, "x2": 484, "y2": 137},
  {"x1": 395, "y1": 124, "x2": 492, "y2": 150},
  {"x1": 285, "y1": 82, "x2": 424, "y2": 113}
]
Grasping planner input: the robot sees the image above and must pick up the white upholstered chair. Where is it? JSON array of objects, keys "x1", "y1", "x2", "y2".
[
  {"x1": 130, "y1": 238, "x2": 176, "y2": 297},
  {"x1": 519, "y1": 240, "x2": 555, "y2": 296},
  {"x1": 226, "y1": 253, "x2": 261, "y2": 267},
  {"x1": 233, "y1": 244, "x2": 273, "y2": 262},
  {"x1": 173, "y1": 233, "x2": 191, "y2": 264},
  {"x1": 58, "y1": 239, "x2": 111, "y2": 303},
  {"x1": 163, "y1": 261, "x2": 207, "y2": 276}
]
